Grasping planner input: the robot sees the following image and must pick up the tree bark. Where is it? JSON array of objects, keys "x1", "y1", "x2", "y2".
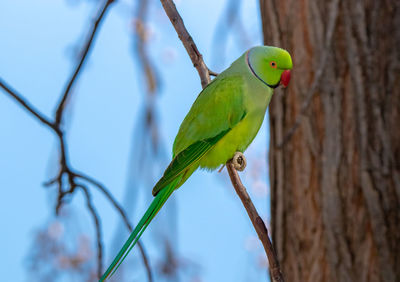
[{"x1": 261, "y1": 1, "x2": 400, "y2": 281}]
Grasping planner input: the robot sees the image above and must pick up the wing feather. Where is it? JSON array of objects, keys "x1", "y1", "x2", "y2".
[
  {"x1": 173, "y1": 75, "x2": 247, "y2": 156},
  {"x1": 153, "y1": 75, "x2": 247, "y2": 196},
  {"x1": 152, "y1": 129, "x2": 230, "y2": 195}
]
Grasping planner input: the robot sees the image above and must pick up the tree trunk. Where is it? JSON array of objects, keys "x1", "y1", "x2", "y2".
[{"x1": 260, "y1": 0, "x2": 400, "y2": 281}]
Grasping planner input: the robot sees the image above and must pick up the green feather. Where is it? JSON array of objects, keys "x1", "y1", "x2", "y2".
[
  {"x1": 99, "y1": 176, "x2": 182, "y2": 282},
  {"x1": 173, "y1": 75, "x2": 247, "y2": 156},
  {"x1": 152, "y1": 128, "x2": 232, "y2": 195}
]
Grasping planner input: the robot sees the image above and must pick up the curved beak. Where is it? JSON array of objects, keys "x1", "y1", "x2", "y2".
[{"x1": 280, "y1": 70, "x2": 291, "y2": 88}]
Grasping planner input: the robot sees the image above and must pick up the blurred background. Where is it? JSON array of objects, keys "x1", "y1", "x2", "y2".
[
  {"x1": 2, "y1": 1, "x2": 399, "y2": 282},
  {"x1": 0, "y1": 0, "x2": 270, "y2": 281}
]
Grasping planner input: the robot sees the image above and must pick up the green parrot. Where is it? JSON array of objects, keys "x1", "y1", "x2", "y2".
[{"x1": 100, "y1": 45, "x2": 292, "y2": 281}]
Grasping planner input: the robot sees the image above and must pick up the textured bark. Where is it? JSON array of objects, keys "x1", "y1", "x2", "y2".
[{"x1": 261, "y1": 0, "x2": 400, "y2": 281}]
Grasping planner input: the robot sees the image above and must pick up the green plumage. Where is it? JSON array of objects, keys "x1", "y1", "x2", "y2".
[{"x1": 100, "y1": 46, "x2": 292, "y2": 281}]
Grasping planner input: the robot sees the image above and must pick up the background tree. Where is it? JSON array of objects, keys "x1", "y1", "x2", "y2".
[{"x1": 261, "y1": 0, "x2": 400, "y2": 281}]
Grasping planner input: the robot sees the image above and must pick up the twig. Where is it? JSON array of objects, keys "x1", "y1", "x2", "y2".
[
  {"x1": 75, "y1": 173, "x2": 132, "y2": 229},
  {"x1": 208, "y1": 68, "x2": 219, "y2": 77},
  {"x1": 277, "y1": 0, "x2": 340, "y2": 148},
  {"x1": 55, "y1": 0, "x2": 116, "y2": 125},
  {"x1": 74, "y1": 172, "x2": 153, "y2": 281},
  {"x1": 78, "y1": 184, "x2": 103, "y2": 279},
  {"x1": 227, "y1": 153, "x2": 284, "y2": 282},
  {"x1": 160, "y1": 0, "x2": 213, "y2": 88},
  {"x1": 51, "y1": 0, "x2": 119, "y2": 214},
  {"x1": 0, "y1": 78, "x2": 55, "y2": 129},
  {"x1": 160, "y1": 1, "x2": 283, "y2": 280}
]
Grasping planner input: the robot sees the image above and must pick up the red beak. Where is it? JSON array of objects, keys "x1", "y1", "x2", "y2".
[{"x1": 280, "y1": 70, "x2": 291, "y2": 88}]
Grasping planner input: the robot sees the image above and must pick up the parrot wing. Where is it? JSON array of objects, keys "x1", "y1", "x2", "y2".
[{"x1": 152, "y1": 75, "x2": 247, "y2": 196}]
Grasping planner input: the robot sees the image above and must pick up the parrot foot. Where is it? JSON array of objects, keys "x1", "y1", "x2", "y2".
[{"x1": 232, "y1": 152, "x2": 246, "y2": 171}]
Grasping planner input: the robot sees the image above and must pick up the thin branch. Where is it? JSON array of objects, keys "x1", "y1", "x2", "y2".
[
  {"x1": 75, "y1": 173, "x2": 132, "y2": 230},
  {"x1": 160, "y1": 0, "x2": 212, "y2": 88},
  {"x1": 227, "y1": 153, "x2": 284, "y2": 282},
  {"x1": 160, "y1": 1, "x2": 283, "y2": 280},
  {"x1": 74, "y1": 172, "x2": 153, "y2": 282},
  {"x1": 55, "y1": 0, "x2": 116, "y2": 125},
  {"x1": 0, "y1": 78, "x2": 55, "y2": 129},
  {"x1": 0, "y1": 78, "x2": 72, "y2": 214},
  {"x1": 137, "y1": 239, "x2": 153, "y2": 281},
  {"x1": 78, "y1": 184, "x2": 103, "y2": 279},
  {"x1": 208, "y1": 68, "x2": 219, "y2": 77}
]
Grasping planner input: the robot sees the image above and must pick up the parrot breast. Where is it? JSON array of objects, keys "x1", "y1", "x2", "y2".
[{"x1": 199, "y1": 111, "x2": 265, "y2": 170}]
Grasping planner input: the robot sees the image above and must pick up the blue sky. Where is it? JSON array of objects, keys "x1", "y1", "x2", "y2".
[{"x1": 0, "y1": 0, "x2": 271, "y2": 281}]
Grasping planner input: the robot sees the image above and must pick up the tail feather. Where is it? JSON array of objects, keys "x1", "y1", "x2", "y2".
[{"x1": 99, "y1": 176, "x2": 181, "y2": 281}]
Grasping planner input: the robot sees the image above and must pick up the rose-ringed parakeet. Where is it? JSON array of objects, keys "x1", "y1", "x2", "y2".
[{"x1": 100, "y1": 45, "x2": 292, "y2": 281}]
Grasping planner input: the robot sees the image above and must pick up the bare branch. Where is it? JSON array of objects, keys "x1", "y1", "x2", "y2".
[
  {"x1": 78, "y1": 184, "x2": 103, "y2": 279},
  {"x1": 55, "y1": 0, "x2": 116, "y2": 125},
  {"x1": 160, "y1": 0, "x2": 212, "y2": 88},
  {"x1": 226, "y1": 153, "x2": 284, "y2": 282},
  {"x1": 0, "y1": 78, "x2": 73, "y2": 214},
  {"x1": 74, "y1": 172, "x2": 153, "y2": 281},
  {"x1": 0, "y1": 78, "x2": 55, "y2": 129},
  {"x1": 208, "y1": 68, "x2": 219, "y2": 77},
  {"x1": 75, "y1": 173, "x2": 132, "y2": 230},
  {"x1": 1, "y1": 0, "x2": 154, "y2": 278}
]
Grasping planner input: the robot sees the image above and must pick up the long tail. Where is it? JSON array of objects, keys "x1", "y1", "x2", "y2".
[{"x1": 99, "y1": 176, "x2": 182, "y2": 281}]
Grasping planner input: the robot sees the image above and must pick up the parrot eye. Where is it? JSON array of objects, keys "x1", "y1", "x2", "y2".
[{"x1": 270, "y1": 61, "x2": 277, "y2": 68}]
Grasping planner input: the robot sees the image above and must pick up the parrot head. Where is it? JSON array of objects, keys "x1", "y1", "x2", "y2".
[{"x1": 247, "y1": 46, "x2": 293, "y2": 89}]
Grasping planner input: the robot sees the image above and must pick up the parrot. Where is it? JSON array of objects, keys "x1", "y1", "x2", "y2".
[{"x1": 100, "y1": 45, "x2": 292, "y2": 281}]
